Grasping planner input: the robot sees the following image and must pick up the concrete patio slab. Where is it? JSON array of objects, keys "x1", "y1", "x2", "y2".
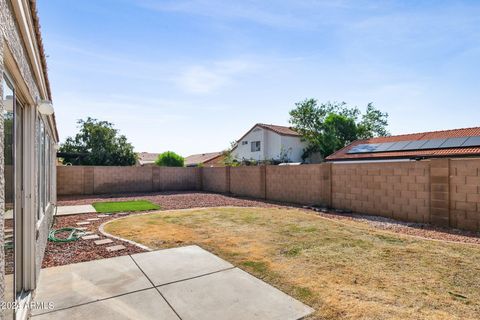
[
  {"x1": 57, "y1": 204, "x2": 96, "y2": 216},
  {"x1": 32, "y1": 256, "x2": 152, "y2": 315},
  {"x1": 158, "y1": 267, "x2": 314, "y2": 320},
  {"x1": 32, "y1": 289, "x2": 179, "y2": 320},
  {"x1": 33, "y1": 246, "x2": 313, "y2": 319},
  {"x1": 131, "y1": 245, "x2": 233, "y2": 286}
]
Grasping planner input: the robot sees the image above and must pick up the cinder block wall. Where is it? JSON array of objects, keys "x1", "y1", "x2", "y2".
[
  {"x1": 230, "y1": 166, "x2": 266, "y2": 199},
  {"x1": 57, "y1": 166, "x2": 85, "y2": 195},
  {"x1": 202, "y1": 167, "x2": 230, "y2": 193},
  {"x1": 57, "y1": 159, "x2": 480, "y2": 231},
  {"x1": 153, "y1": 167, "x2": 202, "y2": 191},
  {"x1": 449, "y1": 159, "x2": 480, "y2": 231},
  {"x1": 94, "y1": 166, "x2": 153, "y2": 194},
  {"x1": 266, "y1": 164, "x2": 331, "y2": 206},
  {"x1": 332, "y1": 162, "x2": 430, "y2": 223},
  {"x1": 57, "y1": 166, "x2": 201, "y2": 195}
]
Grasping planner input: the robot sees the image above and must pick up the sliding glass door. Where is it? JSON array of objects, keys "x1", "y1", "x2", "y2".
[{"x1": 2, "y1": 74, "x2": 24, "y2": 319}]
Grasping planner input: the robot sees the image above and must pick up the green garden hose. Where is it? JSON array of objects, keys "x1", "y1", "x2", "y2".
[{"x1": 48, "y1": 228, "x2": 85, "y2": 243}]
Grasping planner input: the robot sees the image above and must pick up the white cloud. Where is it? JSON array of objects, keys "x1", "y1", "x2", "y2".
[{"x1": 175, "y1": 59, "x2": 255, "y2": 94}]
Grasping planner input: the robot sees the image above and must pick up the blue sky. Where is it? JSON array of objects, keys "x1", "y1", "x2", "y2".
[{"x1": 37, "y1": 0, "x2": 480, "y2": 156}]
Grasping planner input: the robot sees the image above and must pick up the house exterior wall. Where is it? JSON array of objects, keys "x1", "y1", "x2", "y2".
[
  {"x1": 1, "y1": 0, "x2": 58, "y2": 316},
  {"x1": 232, "y1": 126, "x2": 265, "y2": 161},
  {"x1": 0, "y1": 18, "x2": 5, "y2": 313},
  {"x1": 232, "y1": 125, "x2": 305, "y2": 162},
  {"x1": 280, "y1": 135, "x2": 307, "y2": 162}
]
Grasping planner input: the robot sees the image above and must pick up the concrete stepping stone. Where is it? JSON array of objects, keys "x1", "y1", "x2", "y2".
[
  {"x1": 106, "y1": 245, "x2": 126, "y2": 252},
  {"x1": 76, "y1": 227, "x2": 88, "y2": 231},
  {"x1": 97, "y1": 214, "x2": 109, "y2": 218},
  {"x1": 94, "y1": 239, "x2": 114, "y2": 245},
  {"x1": 5, "y1": 234, "x2": 13, "y2": 239},
  {"x1": 87, "y1": 218, "x2": 100, "y2": 221},
  {"x1": 76, "y1": 221, "x2": 90, "y2": 226},
  {"x1": 81, "y1": 231, "x2": 94, "y2": 236},
  {"x1": 82, "y1": 234, "x2": 100, "y2": 240},
  {"x1": 5, "y1": 228, "x2": 13, "y2": 233}
]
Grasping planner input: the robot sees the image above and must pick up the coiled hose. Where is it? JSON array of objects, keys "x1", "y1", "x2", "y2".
[
  {"x1": 48, "y1": 204, "x2": 85, "y2": 242},
  {"x1": 48, "y1": 227, "x2": 85, "y2": 242}
]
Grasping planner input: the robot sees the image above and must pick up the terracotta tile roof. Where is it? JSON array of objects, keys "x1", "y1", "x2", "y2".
[
  {"x1": 256, "y1": 124, "x2": 301, "y2": 137},
  {"x1": 326, "y1": 127, "x2": 480, "y2": 161},
  {"x1": 233, "y1": 124, "x2": 300, "y2": 149},
  {"x1": 137, "y1": 152, "x2": 160, "y2": 164},
  {"x1": 185, "y1": 152, "x2": 223, "y2": 166}
]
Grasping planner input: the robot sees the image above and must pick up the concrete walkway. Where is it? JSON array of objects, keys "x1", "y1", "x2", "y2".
[
  {"x1": 31, "y1": 245, "x2": 313, "y2": 320},
  {"x1": 56, "y1": 204, "x2": 96, "y2": 216}
]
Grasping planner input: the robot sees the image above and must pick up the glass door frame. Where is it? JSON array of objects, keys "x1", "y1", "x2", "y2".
[{"x1": 3, "y1": 69, "x2": 37, "y2": 317}]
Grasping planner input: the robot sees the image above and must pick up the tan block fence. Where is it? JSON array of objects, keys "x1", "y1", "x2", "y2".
[{"x1": 57, "y1": 158, "x2": 480, "y2": 231}]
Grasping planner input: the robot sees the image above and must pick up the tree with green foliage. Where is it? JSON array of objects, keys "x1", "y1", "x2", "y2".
[
  {"x1": 59, "y1": 117, "x2": 137, "y2": 166},
  {"x1": 222, "y1": 141, "x2": 240, "y2": 167},
  {"x1": 289, "y1": 99, "x2": 389, "y2": 160},
  {"x1": 155, "y1": 151, "x2": 184, "y2": 167}
]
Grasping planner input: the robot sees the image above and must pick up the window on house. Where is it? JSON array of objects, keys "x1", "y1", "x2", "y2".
[
  {"x1": 37, "y1": 117, "x2": 53, "y2": 221},
  {"x1": 241, "y1": 141, "x2": 248, "y2": 145},
  {"x1": 251, "y1": 141, "x2": 261, "y2": 152},
  {"x1": 45, "y1": 134, "x2": 51, "y2": 205},
  {"x1": 37, "y1": 117, "x2": 45, "y2": 220}
]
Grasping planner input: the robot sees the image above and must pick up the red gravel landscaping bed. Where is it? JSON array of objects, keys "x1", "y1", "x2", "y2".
[
  {"x1": 42, "y1": 212, "x2": 146, "y2": 268},
  {"x1": 58, "y1": 191, "x2": 278, "y2": 210},
  {"x1": 45, "y1": 192, "x2": 480, "y2": 269}
]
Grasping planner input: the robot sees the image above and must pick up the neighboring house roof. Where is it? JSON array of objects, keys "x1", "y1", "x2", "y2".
[
  {"x1": 233, "y1": 123, "x2": 301, "y2": 148},
  {"x1": 256, "y1": 124, "x2": 301, "y2": 137},
  {"x1": 326, "y1": 127, "x2": 480, "y2": 161},
  {"x1": 185, "y1": 152, "x2": 223, "y2": 166},
  {"x1": 137, "y1": 152, "x2": 160, "y2": 165}
]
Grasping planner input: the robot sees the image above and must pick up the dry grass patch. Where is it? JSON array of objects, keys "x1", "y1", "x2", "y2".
[{"x1": 104, "y1": 207, "x2": 480, "y2": 320}]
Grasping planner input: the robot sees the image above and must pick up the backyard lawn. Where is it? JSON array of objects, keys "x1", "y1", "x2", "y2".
[{"x1": 104, "y1": 207, "x2": 480, "y2": 320}]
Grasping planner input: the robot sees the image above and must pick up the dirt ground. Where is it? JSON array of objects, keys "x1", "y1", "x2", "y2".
[{"x1": 104, "y1": 206, "x2": 480, "y2": 320}]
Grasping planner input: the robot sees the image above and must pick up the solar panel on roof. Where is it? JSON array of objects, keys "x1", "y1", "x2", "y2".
[
  {"x1": 401, "y1": 140, "x2": 428, "y2": 150},
  {"x1": 386, "y1": 140, "x2": 412, "y2": 151},
  {"x1": 373, "y1": 142, "x2": 397, "y2": 152},
  {"x1": 461, "y1": 136, "x2": 480, "y2": 147},
  {"x1": 347, "y1": 143, "x2": 381, "y2": 154},
  {"x1": 439, "y1": 137, "x2": 469, "y2": 148},
  {"x1": 346, "y1": 135, "x2": 480, "y2": 155},
  {"x1": 418, "y1": 139, "x2": 447, "y2": 150}
]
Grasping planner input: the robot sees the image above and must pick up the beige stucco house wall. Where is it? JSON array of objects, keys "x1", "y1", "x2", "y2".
[{"x1": 1, "y1": 1, "x2": 58, "y2": 319}]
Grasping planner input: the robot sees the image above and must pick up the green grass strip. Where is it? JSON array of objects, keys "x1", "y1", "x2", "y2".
[{"x1": 92, "y1": 200, "x2": 160, "y2": 214}]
